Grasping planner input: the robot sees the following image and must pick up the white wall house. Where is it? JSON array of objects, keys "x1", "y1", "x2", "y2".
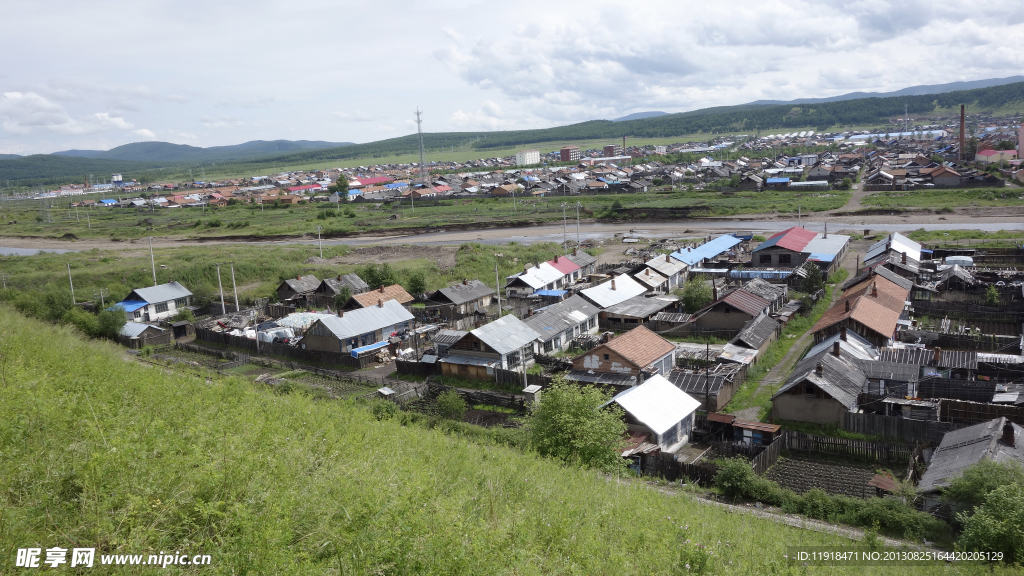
[
  {"x1": 113, "y1": 281, "x2": 193, "y2": 322},
  {"x1": 515, "y1": 150, "x2": 540, "y2": 166}
]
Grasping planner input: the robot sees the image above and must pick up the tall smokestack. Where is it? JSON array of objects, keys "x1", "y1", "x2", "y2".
[{"x1": 959, "y1": 104, "x2": 966, "y2": 161}]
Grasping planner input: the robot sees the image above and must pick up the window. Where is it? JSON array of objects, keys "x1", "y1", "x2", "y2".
[
  {"x1": 544, "y1": 340, "x2": 554, "y2": 353},
  {"x1": 778, "y1": 254, "x2": 792, "y2": 264},
  {"x1": 154, "y1": 302, "x2": 168, "y2": 313},
  {"x1": 175, "y1": 297, "x2": 187, "y2": 308},
  {"x1": 133, "y1": 310, "x2": 141, "y2": 319},
  {"x1": 603, "y1": 354, "x2": 609, "y2": 361},
  {"x1": 759, "y1": 254, "x2": 772, "y2": 264},
  {"x1": 724, "y1": 307, "x2": 731, "y2": 313},
  {"x1": 588, "y1": 317, "x2": 596, "y2": 329}
]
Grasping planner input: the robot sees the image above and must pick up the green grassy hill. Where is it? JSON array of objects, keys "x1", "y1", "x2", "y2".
[{"x1": 1, "y1": 307, "x2": 1009, "y2": 574}]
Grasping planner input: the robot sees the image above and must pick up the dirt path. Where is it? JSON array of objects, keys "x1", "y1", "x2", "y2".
[{"x1": 836, "y1": 179, "x2": 873, "y2": 212}]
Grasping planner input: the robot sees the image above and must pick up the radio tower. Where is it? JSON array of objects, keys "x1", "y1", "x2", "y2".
[{"x1": 414, "y1": 107, "x2": 427, "y2": 212}]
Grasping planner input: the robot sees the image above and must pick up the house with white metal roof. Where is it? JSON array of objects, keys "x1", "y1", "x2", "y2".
[
  {"x1": 112, "y1": 281, "x2": 193, "y2": 322},
  {"x1": 580, "y1": 274, "x2": 647, "y2": 309},
  {"x1": 504, "y1": 262, "x2": 568, "y2": 298},
  {"x1": 612, "y1": 374, "x2": 701, "y2": 453},
  {"x1": 303, "y1": 299, "x2": 414, "y2": 355},
  {"x1": 441, "y1": 315, "x2": 541, "y2": 375}
]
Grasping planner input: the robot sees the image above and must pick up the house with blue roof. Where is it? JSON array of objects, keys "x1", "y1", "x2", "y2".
[
  {"x1": 670, "y1": 235, "x2": 742, "y2": 268},
  {"x1": 111, "y1": 281, "x2": 193, "y2": 322}
]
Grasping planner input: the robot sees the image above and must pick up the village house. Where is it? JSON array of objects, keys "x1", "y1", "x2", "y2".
[
  {"x1": 572, "y1": 326, "x2": 676, "y2": 379},
  {"x1": 440, "y1": 315, "x2": 541, "y2": 378},
  {"x1": 601, "y1": 295, "x2": 677, "y2": 330},
  {"x1": 315, "y1": 273, "x2": 370, "y2": 298},
  {"x1": 918, "y1": 418, "x2": 1023, "y2": 513},
  {"x1": 303, "y1": 299, "x2": 414, "y2": 355},
  {"x1": 522, "y1": 294, "x2": 599, "y2": 354},
  {"x1": 276, "y1": 275, "x2": 320, "y2": 302},
  {"x1": 751, "y1": 226, "x2": 850, "y2": 273},
  {"x1": 670, "y1": 235, "x2": 742, "y2": 269},
  {"x1": 611, "y1": 374, "x2": 701, "y2": 454},
  {"x1": 580, "y1": 274, "x2": 648, "y2": 310},
  {"x1": 343, "y1": 284, "x2": 415, "y2": 310},
  {"x1": 113, "y1": 281, "x2": 193, "y2": 322},
  {"x1": 863, "y1": 233, "x2": 923, "y2": 279},
  {"x1": 811, "y1": 272, "x2": 910, "y2": 346},
  {"x1": 771, "y1": 345, "x2": 868, "y2": 425},
  {"x1": 642, "y1": 254, "x2": 688, "y2": 291},
  {"x1": 564, "y1": 248, "x2": 598, "y2": 276},
  {"x1": 427, "y1": 279, "x2": 495, "y2": 317}
]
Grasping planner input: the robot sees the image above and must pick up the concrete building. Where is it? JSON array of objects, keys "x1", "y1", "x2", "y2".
[
  {"x1": 604, "y1": 144, "x2": 622, "y2": 157},
  {"x1": 560, "y1": 146, "x2": 581, "y2": 162},
  {"x1": 515, "y1": 149, "x2": 540, "y2": 166}
]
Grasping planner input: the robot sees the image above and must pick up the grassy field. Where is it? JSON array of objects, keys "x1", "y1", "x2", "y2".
[
  {"x1": 905, "y1": 228, "x2": 1024, "y2": 247},
  {"x1": 862, "y1": 188, "x2": 1024, "y2": 210},
  {"x1": 1, "y1": 187, "x2": 851, "y2": 241},
  {"x1": 0, "y1": 241, "x2": 584, "y2": 306},
  {"x1": 2, "y1": 306, "x2": 1014, "y2": 575}
]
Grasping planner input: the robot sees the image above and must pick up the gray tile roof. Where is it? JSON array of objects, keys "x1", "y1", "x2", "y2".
[
  {"x1": 732, "y1": 314, "x2": 780, "y2": 350},
  {"x1": 281, "y1": 275, "x2": 320, "y2": 295},
  {"x1": 918, "y1": 418, "x2": 1024, "y2": 493},
  {"x1": 470, "y1": 315, "x2": 541, "y2": 355},
  {"x1": 774, "y1": 351, "x2": 868, "y2": 410},
  {"x1": 603, "y1": 295, "x2": 675, "y2": 319},
  {"x1": 522, "y1": 295, "x2": 598, "y2": 341},
  {"x1": 565, "y1": 250, "x2": 597, "y2": 268},
  {"x1": 666, "y1": 370, "x2": 728, "y2": 396},
  {"x1": 320, "y1": 273, "x2": 368, "y2": 294},
  {"x1": 432, "y1": 279, "x2": 495, "y2": 305},
  {"x1": 127, "y1": 281, "x2": 193, "y2": 304},
  {"x1": 119, "y1": 322, "x2": 164, "y2": 338},
  {"x1": 432, "y1": 329, "x2": 468, "y2": 347}
]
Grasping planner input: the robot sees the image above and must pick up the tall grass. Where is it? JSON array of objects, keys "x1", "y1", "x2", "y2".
[{"x1": 2, "y1": 306, "x2": 1008, "y2": 574}]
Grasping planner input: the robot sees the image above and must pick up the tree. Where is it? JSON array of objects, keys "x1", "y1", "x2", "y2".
[
  {"x1": 679, "y1": 278, "x2": 713, "y2": 313},
  {"x1": 96, "y1": 309, "x2": 126, "y2": 338},
  {"x1": 985, "y1": 284, "x2": 1000, "y2": 306},
  {"x1": 957, "y1": 483, "x2": 1024, "y2": 563},
  {"x1": 406, "y1": 272, "x2": 427, "y2": 297},
  {"x1": 359, "y1": 263, "x2": 398, "y2": 289},
  {"x1": 436, "y1": 389, "x2": 467, "y2": 421},
  {"x1": 837, "y1": 177, "x2": 852, "y2": 190},
  {"x1": 802, "y1": 263, "x2": 826, "y2": 294},
  {"x1": 332, "y1": 286, "x2": 352, "y2": 309},
  {"x1": 943, "y1": 459, "x2": 1024, "y2": 518},
  {"x1": 526, "y1": 377, "x2": 626, "y2": 472},
  {"x1": 328, "y1": 175, "x2": 349, "y2": 196}
]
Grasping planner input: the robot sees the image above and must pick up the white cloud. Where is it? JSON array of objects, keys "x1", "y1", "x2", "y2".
[
  {"x1": 0, "y1": 92, "x2": 142, "y2": 136},
  {"x1": 133, "y1": 128, "x2": 157, "y2": 139}
]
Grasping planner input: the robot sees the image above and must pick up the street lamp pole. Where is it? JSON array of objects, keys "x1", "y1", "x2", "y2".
[{"x1": 316, "y1": 225, "x2": 323, "y2": 259}]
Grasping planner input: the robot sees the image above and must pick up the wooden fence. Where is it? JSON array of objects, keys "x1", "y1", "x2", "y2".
[
  {"x1": 395, "y1": 359, "x2": 440, "y2": 377},
  {"x1": 494, "y1": 367, "x2": 552, "y2": 389},
  {"x1": 842, "y1": 412, "x2": 962, "y2": 445},
  {"x1": 940, "y1": 399, "x2": 1024, "y2": 426},
  {"x1": 195, "y1": 327, "x2": 372, "y2": 368},
  {"x1": 640, "y1": 457, "x2": 719, "y2": 486},
  {"x1": 428, "y1": 383, "x2": 527, "y2": 411},
  {"x1": 782, "y1": 431, "x2": 913, "y2": 464},
  {"x1": 751, "y1": 435, "x2": 785, "y2": 475},
  {"x1": 265, "y1": 303, "x2": 298, "y2": 318}
]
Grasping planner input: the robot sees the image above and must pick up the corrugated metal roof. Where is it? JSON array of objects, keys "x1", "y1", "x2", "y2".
[
  {"x1": 119, "y1": 322, "x2": 164, "y2": 338},
  {"x1": 511, "y1": 262, "x2": 565, "y2": 289},
  {"x1": 546, "y1": 255, "x2": 581, "y2": 275},
  {"x1": 866, "y1": 233, "x2": 922, "y2": 263},
  {"x1": 580, "y1": 274, "x2": 647, "y2": 308},
  {"x1": 722, "y1": 290, "x2": 771, "y2": 317},
  {"x1": 471, "y1": 315, "x2": 541, "y2": 355},
  {"x1": 754, "y1": 227, "x2": 817, "y2": 253},
  {"x1": 522, "y1": 295, "x2": 598, "y2": 340},
  {"x1": 432, "y1": 329, "x2": 467, "y2": 346},
  {"x1": 127, "y1": 281, "x2": 192, "y2": 304},
  {"x1": 718, "y1": 343, "x2": 759, "y2": 365},
  {"x1": 564, "y1": 369, "x2": 637, "y2": 386},
  {"x1": 645, "y1": 256, "x2": 687, "y2": 277},
  {"x1": 613, "y1": 374, "x2": 701, "y2": 435},
  {"x1": 565, "y1": 251, "x2": 597, "y2": 268},
  {"x1": 670, "y1": 235, "x2": 742, "y2": 266},
  {"x1": 732, "y1": 315, "x2": 780, "y2": 350},
  {"x1": 312, "y1": 300, "x2": 414, "y2": 340},
  {"x1": 434, "y1": 279, "x2": 494, "y2": 305},
  {"x1": 633, "y1": 269, "x2": 667, "y2": 288},
  {"x1": 774, "y1": 352, "x2": 867, "y2": 410},
  {"x1": 112, "y1": 300, "x2": 148, "y2": 312},
  {"x1": 806, "y1": 331, "x2": 878, "y2": 361},
  {"x1": 803, "y1": 234, "x2": 850, "y2": 257},
  {"x1": 603, "y1": 295, "x2": 674, "y2": 318}
]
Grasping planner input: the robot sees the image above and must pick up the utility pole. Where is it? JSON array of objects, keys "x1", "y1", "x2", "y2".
[
  {"x1": 561, "y1": 203, "x2": 568, "y2": 248},
  {"x1": 494, "y1": 261, "x2": 502, "y2": 316},
  {"x1": 1, "y1": 272, "x2": 9, "y2": 290},
  {"x1": 147, "y1": 236, "x2": 157, "y2": 286},
  {"x1": 215, "y1": 263, "x2": 226, "y2": 315},
  {"x1": 316, "y1": 225, "x2": 323, "y2": 259},
  {"x1": 230, "y1": 262, "x2": 240, "y2": 312},
  {"x1": 67, "y1": 263, "x2": 75, "y2": 303},
  {"x1": 93, "y1": 288, "x2": 108, "y2": 308},
  {"x1": 575, "y1": 201, "x2": 582, "y2": 246}
]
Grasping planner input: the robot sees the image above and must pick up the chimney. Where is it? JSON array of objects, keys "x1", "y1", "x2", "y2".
[
  {"x1": 871, "y1": 283, "x2": 879, "y2": 297},
  {"x1": 713, "y1": 284, "x2": 719, "y2": 300},
  {"x1": 646, "y1": 269, "x2": 651, "y2": 276},
  {"x1": 666, "y1": 254, "x2": 671, "y2": 262},
  {"x1": 611, "y1": 279, "x2": 616, "y2": 291},
  {"x1": 832, "y1": 341, "x2": 841, "y2": 358},
  {"x1": 554, "y1": 255, "x2": 558, "y2": 262},
  {"x1": 573, "y1": 248, "x2": 578, "y2": 256},
  {"x1": 337, "y1": 310, "x2": 343, "y2": 317},
  {"x1": 816, "y1": 363, "x2": 824, "y2": 376},
  {"x1": 379, "y1": 285, "x2": 385, "y2": 293},
  {"x1": 1002, "y1": 419, "x2": 1015, "y2": 447},
  {"x1": 378, "y1": 299, "x2": 383, "y2": 308},
  {"x1": 823, "y1": 223, "x2": 827, "y2": 239},
  {"x1": 337, "y1": 274, "x2": 343, "y2": 281},
  {"x1": 840, "y1": 327, "x2": 848, "y2": 341},
  {"x1": 844, "y1": 300, "x2": 850, "y2": 313},
  {"x1": 296, "y1": 275, "x2": 301, "y2": 280},
  {"x1": 524, "y1": 265, "x2": 529, "y2": 274},
  {"x1": 901, "y1": 252, "x2": 907, "y2": 264},
  {"x1": 462, "y1": 278, "x2": 468, "y2": 285},
  {"x1": 933, "y1": 347, "x2": 942, "y2": 365}
]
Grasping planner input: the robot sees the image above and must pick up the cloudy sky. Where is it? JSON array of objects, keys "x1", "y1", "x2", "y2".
[{"x1": 2, "y1": 0, "x2": 1022, "y2": 155}]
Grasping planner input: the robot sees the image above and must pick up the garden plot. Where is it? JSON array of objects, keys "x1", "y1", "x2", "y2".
[
  {"x1": 151, "y1": 348, "x2": 232, "y2": 369},
  {"x1": 293, "y1": 373, "x2": 378, "y2": 399},
  {"x1": 766, "y1": 456, "x2": 878, "y2": 499}
]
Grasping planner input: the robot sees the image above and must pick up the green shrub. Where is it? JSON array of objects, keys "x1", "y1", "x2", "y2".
[
  {"x1": 62, "y1": 306, "x2": 100, "y2": 336},
  {"x1": 958, "y1": 483, "x2": 1024, "y2": 563},
  {"x1": 206, "y1": 218, "x2": 223, "y2": 228},
  {"x1": 436, "y1": 389, "x2": 467, "y2": 421},
  {"x1": 371, "y1": 400, "x2": 400, "y2": 421}
]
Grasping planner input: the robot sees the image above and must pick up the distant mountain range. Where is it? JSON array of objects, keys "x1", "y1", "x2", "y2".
[
  {"x1": 0, "y1": 154, "x2": 21, "y2": 159},
  {"x1": 744, "y1": 76, "x2": 1024, "y2": 106},
  {"x1": 612, "y1": 111, "x2": 667, "y2": 122},
  {"x1": 51, "y1": 139, "x2": 353, "y2": 163}
]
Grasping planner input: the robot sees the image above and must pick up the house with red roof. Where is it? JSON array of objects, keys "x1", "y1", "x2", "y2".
[
  {"x1": 975, "y1": 149, "x2": 1017, "y2": 164},
  {"x1": 546, "y1": 254, "x2": 583, "y2": 283},
  {"x1": 751, "y1": 226, "x2": 850, "y2": 273}
]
